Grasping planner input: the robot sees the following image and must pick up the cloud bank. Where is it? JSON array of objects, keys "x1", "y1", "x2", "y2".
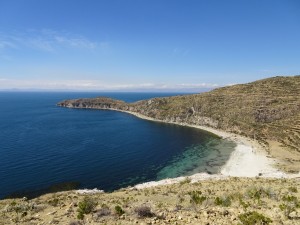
[
  {"x1": 0, "y1": 29, "x2": 104, "y2": 52},
  {"x1": 0, "y1": 79, "x2": 220, "y2": 92}
]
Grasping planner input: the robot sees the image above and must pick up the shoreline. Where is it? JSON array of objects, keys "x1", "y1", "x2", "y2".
[
  {"x1": 62, "y1": 106, "x2": 299, "y2": 192},
  {"x1": 101, "y1": 108, "x2": 298, "y2": 189}
]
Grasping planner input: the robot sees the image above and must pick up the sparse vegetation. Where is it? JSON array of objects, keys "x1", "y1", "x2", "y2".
[
  {"x1": 239, "y1": 197, "x2": 250, "y2": 210},
  {"x1": 188, "y1": 190, "x2": 206, "y2": 205},
  {"x1": 0, "y1": 177, "x2": 299, "y2": 224},
  {"x1": 77, "y1": 197, "x2": 97, "y2": 220},
  {"x1": 238, "y1": 211, "x2": 272, "y2": 225},
  {"x1": 114, "y1": 205, "x2": 125, "y2": 216},
  {"x1": 134, "y1": 205, "x2": 154, "y2": 218},
  {"x1": 288, "y1": 186, "x2": 298, "y2": 193},
  {"x1": 279, "y1": 194, "x2": 300, "y2": 218},
  {"x1": 214, "y1": 196, "x2": 232, "y2": 207}
]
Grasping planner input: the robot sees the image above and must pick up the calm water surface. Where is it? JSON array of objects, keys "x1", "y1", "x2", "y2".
[{"x1": 0, "y1": 92, "x2": 235, "y2": 199}]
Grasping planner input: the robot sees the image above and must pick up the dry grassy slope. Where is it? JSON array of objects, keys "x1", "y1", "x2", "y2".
[
  {"x1": 1, "y1": 178, "x2": 299, "y2": 225},
  {"x1": 132, "y1": 76, "x2": 300, "y2": 149},
  {"x1": 128, "y1": 76, "x2": 300, "y2": 172}
]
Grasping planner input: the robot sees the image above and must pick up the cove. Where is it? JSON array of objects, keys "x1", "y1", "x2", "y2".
[{"x1": 0, "y1": 92, "x2": 236, "y2": 199}]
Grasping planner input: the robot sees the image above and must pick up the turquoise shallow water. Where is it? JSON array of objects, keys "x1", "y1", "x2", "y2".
[{"x1": 0, "y1": 92, "x2": 236, "y2": 199}]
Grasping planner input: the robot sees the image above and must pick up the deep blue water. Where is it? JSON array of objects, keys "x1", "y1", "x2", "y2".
[{"x1": 0, "y1": 92, "x2": 235, "y2": 199}]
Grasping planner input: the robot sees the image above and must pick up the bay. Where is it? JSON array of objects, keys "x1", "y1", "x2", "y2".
[{"x1": 0, "y1": 92, "x2": 235, "y2": 199}]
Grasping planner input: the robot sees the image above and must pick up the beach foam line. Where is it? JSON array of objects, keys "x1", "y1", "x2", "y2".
[
  {"x1": 76, "y1": 188, "x2": 104, "y2": 194},
  {"x1": 133, "y1": 173, "x2": 227, "y2": 189}
]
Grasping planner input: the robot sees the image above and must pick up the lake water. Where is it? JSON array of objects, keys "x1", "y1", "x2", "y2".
[{"x1": 0, "y1": 92, "x2": 235, "y2": 199}]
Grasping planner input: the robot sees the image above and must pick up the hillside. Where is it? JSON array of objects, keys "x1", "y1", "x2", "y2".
[
  {"x1": 1, "y1": 177, "x2": 299, "y2": 224},
  {"x1": 58, "y1": 76, "x2": 300, "y2": 172}
]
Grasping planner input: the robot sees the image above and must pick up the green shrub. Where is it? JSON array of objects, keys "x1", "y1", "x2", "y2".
[
  {"x1": 77, "y1": 197, "x2": 97, "y2": 220},
  {"x1": 280, "y1": 194, "x2": 300, "y2": 218},
  {"x1": 245, "y1": 186, "x2": 272, "y2": 204},
  {"x1": 114, "y1": 205, "x2": 125, "y2": 216},
  {"x1": 188, "y1": 191, "x2": 206, "y2": 205},
  {"x1": 214, "y1": 196, "x2": 232, "y2": 207},
  {"x1": 239, "y1": 198, "x2": 250, "y2": 210},
  {"x1": 282, "y1": 195, "x2": 298, "y2": 204},
  {"x1": 288, "y1": 186, "x2": 297, "y2": 193},
  {"x1": 238, "y1": 211, "x2": 272, "y2": 225},
  {"x1": 77, "y1": 212, "x2": 84, "y2": 220}
]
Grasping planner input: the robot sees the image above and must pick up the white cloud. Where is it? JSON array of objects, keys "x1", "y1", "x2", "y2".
[
  {"x1": 0, "y1": 79, "x2": 220, "y2": 91},
  {"x1": 28, "y1": 38, "x2": 55, "y2": 52},
  {"x1": 54, "y1": 36, "x2": 97, "y2": 50},
  {"x1": 0, "y1": 40, "x2": 16, "y2": 49},
  {"x1": 0, "y1": 30, "x2": 102, "y2": 52}
]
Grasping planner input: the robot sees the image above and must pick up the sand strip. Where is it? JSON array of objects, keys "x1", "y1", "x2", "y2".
[{"x1": 84, "y1": 108, "x2": 297, "y2": 189}]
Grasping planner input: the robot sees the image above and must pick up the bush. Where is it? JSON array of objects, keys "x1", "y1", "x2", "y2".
[
  {"x1": 280, "y1": 194, "x2": 300, "y2": 218},
  {"x1": 214, "y1": 196, "x2": 232, "y2": 207},
  {"x1": 188, "y1": 191, "x2": 206, "y2": 205},
  {"x1": 77, "y1": 197, "x2": 97, "y2": 220},
  {"x1": 134, "y1": 205, "x2": 154, "y2": 218},
  {"x1": 288, "y1": 186, "x2": 298, "y2": 193},
  {"x1": 238, "y1": 211, "x2": 272, "y2": 225},
  {"x1": 282, "y1": 195, "x2": 299, "y2": 204},
  {"x1": 114, "y1": 205, "x2": 125, "y2": 216},
  {"x1": 239, "y1": 198, "x2": 250, "y2": 210}
]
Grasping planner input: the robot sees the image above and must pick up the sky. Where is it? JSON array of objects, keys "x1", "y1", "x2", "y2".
[{"x1": 0, "y1": 0, "x2": 299, "y2": 91}]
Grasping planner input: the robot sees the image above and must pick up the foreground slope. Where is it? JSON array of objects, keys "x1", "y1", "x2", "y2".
[
  {"x1": 58, "y1": 76, "x2": 300, "y2": 172},
  {"x1": 1, "y1": 178, "x2": 299, "y2": 224}
]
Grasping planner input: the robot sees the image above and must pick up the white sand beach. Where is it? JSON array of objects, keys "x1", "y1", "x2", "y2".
[{"x1": 104, "y1": 109, "x2": 299, "y2": 189}]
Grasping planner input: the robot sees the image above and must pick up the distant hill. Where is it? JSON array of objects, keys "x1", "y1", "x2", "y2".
[{"x1": 58, "y1": 76, "x2": 300, "y2": 172}]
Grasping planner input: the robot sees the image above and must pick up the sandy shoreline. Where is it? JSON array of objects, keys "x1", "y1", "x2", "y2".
[
  {"x1": 72, "y1": 107, "x2": 299, "y2": 191},
  {"x1": 98, "y1": 108, "x2": 300, "y2": 189}
]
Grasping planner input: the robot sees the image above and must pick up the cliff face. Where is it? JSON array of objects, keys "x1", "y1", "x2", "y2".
[{"x1": 58, "y1": 76, "x2": 300, "y2": 171}]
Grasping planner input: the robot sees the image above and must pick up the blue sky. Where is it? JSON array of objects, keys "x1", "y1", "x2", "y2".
[{"x1": 0, "y1": 0, "x2": 299, "y2": 91}]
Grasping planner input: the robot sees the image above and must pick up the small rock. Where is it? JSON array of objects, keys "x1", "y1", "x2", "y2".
[
  {"x1": 288, "y1": 211, "x2": 298, "y2": 219},
  {"x1": 223, "y1": 210, "x2": 229, "y2": 216},
  {"x1": 46, "y1": 211, "x2": 56, "y2": 215}
]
